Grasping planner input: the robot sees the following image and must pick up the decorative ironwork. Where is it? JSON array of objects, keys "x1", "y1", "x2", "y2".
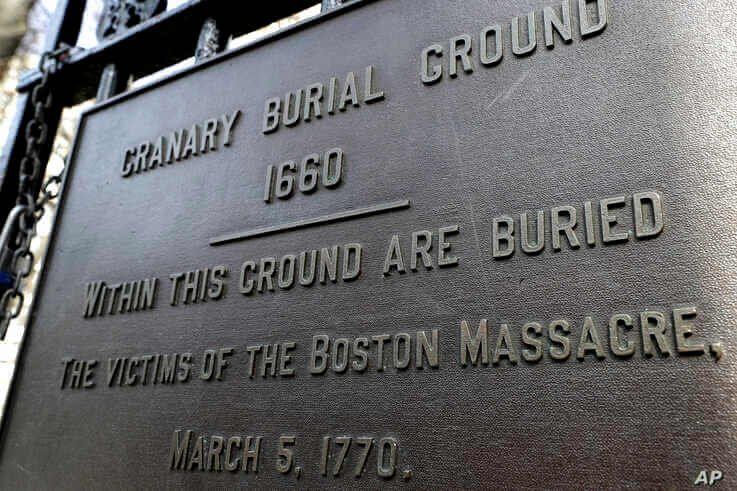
[
  {"x1": 97, "y1": 0, "x2": 167, "y2": 41},
  {"x1": 322, "y1": 0, "x2": 345, "y2": 12},
  {"x1": 195, "y1": 18, "x2": 223, "y2": 63}
]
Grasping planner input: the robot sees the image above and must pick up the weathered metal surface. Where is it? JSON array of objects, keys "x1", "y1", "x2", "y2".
[{"x1": 2, "y1": 0, "x2": 737, "y2": 488}]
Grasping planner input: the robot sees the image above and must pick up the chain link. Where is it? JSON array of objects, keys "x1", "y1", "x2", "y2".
[{"x1": 0, "y1": 46, "x2": 70, "y2": 339}]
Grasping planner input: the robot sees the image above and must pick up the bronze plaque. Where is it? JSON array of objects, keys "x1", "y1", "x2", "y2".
[{"x1": 2, "y1": 0, "x2": 737, "y2": 488}]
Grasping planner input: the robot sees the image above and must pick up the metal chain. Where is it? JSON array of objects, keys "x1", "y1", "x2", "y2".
[{"x1": 0, "y1": 46, "x2": 69, "y2": 339}]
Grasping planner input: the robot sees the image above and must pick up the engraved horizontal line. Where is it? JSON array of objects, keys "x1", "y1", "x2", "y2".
[{"x1": 209, "y1": 199, "x2": 411, "y2": 246}]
